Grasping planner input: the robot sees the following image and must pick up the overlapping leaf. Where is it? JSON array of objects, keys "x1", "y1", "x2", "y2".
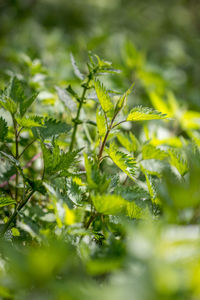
[
  {"x1": 106, "y1": 142, "x2": 136, "y2": 180},
  {"x1": 32, "y1": 117, "x2": 71, "y2": 140}
]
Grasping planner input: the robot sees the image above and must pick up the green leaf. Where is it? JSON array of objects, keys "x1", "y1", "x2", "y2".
[
  {"x1": 6, "y1": 76, "x2": 24, "y2": 104},
  {"x1": 106, "y1": 142, "x2": 136, "y2": 180},
  {"x1": 127, "y1": 106, "x2": 167, "y2": 122},
  {"x1": 16, "y1": 116, "x2": 44, "y2": 128},
  {"x1": 149, "y1": 91, "x2": 171, "y2": 116},
  {"x1": 96, "y1": 107, "x2": 107, "y2": 137},
  {"x1": 115, "y1": 83, "x2": 134, "y2": 113},
  {"x1": 11, "y1": 227, "x2": 20, "y2": 236},
  {"x1": 0, "y1": 96, "x2": 17, "y2": 114},
  {"x1": 0, "y1": 195, "x2": 16, "y2": 208},
  {"x1": 117, "y1": 132, "x2": 139, "y2": 153},
  {"x1": 92, "y1": 194, "x2": 127, "y2": 215},
  {"x1": 56, "y1": 86, "x2": 77, "y2": 112},
  {"x1": 19, "y1": 92, "x2": 38, "y2": 117},
  {"x1": 32, "y1": 117, "x2": 71, "y2": 140},
  {"x1": 70, "y1": 53, "x2": 84, "y2": 80},
  {"x1": 26, "y1": 179, "x2": 46, "y2": 195},
  {"x1": 141, "y1": 166, "x2": 159, "y2": 202},
  {"x1": 42, "y1": 143, "x2": 80, "y2": 178},
  {"x1": 94, "y1": 80, "x2": 114, "y2": 112},
  {"x1": 142, "y1": 144, "x2": 168, "y2": 160},
  {"x1": 84, "y1": 153, "x2": 109, "y2": 192},
  {"x1": 168, "y1": 149, "x2": 188, "y2": 176},
  {"x1": 0, "y1": 117, "x2": 8, "y2": 141}
]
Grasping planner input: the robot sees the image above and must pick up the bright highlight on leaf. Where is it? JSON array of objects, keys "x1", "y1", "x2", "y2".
[
  {"x1": 142, "y1": 144, "x2": 168, "y2": 160},
  {"x1": 92, "y1": 194, "x2": 127, "y2": 215},
  {"x1": 127, "y1": 106, "x2": 167, "y2": 121},
  {"x1": 168, "y1": 149, "x2": 188, "y2": 176},
  {"x1": 94, "y1": 80, "x2": 113, "y2": 112},
  {"x1": 106, "y1": 142, "x2": 136, "y2": 180},
  {"x1": 96, "y1": 107, "x2": 107, "y2": 137}
]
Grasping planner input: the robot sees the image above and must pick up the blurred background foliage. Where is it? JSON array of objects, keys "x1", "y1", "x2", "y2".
[
  {"x1": 1, "y1": 0, "x2": 200, "y2": 299},
  {"x1": 0, "y1": 0, "x2": 200, "y2": 108}
]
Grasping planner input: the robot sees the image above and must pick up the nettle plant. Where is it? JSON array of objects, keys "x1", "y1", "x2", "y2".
[{"x1": 0, "y1": 54, "x2": 189, "y2": 239}]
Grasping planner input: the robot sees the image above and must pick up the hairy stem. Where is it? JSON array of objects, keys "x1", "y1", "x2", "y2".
[
  {"x1": 69, "y1": 76, "x2": 91, "y2": 151},
  {"x1": 12, "y1": 116, "x2": 19, "y2": 202}
]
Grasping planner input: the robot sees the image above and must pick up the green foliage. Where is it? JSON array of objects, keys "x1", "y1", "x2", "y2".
[
  {"x1": 0, "y1": 117, "x2": 8, "y2": 141},
  {"x1": 0, "y1": 46, "x2": 199, "y2": 300},
  {"x1": 96, "y1": 107, "x2": 107, "y2": 138},
  {"x1": 42, "y1": 143, "x2": 80, "y2": 178},
  {"x1": 92, "y1": 194, "x2": 127, "y2": 215},
  {"x1": 0, "y1": 195, "x2": 16, "y2": 208},
  {"x1": 32, "y1": 117, "x2": 71, "y2": 140},
  {"x1": 127, "y1": 106, "x2": 167, "y2": 121},
  {"x1": 106, "y1": 142, "x2": 136, "y2": 180},
  {"x1": 94, "y1": 80, "x2": 114, "y2": 113}
]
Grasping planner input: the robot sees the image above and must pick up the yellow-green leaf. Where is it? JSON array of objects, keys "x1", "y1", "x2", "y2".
[
  {"x1": 106, "y1": 142, "x2": 136, "y2": 180},
  {"x1": 92, "y1": 194, "x2": 127, "y2": 215},
  {"x1": 94, "y1": 80, "x2": 113, "y2": 112},
  {"x1": 127, "y1": 106, "x2": 167, "y2": 122},
  {"x1": 96, "y1": 107, "x2": 107, "y2": 137}
]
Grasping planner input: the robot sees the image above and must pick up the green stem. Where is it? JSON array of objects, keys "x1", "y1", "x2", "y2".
[
  {"x1": 12, "y1": 116, "x2": 19, "y2": 202},
  {"x1": 98, "y1": 111, "x2": 119, "y2": 164},
  {"x1": 69, "y1": 76, "x2": 91, "y2": 152},
  {"x1": 0, "y1": 190, "x2": 35, "y2": 236},
  {"x1": 98, "y1": 129, "x2": 110, "y2": 163},
  {"x1": 19, "y1": 139, "x2": 36, "y2": 159}
]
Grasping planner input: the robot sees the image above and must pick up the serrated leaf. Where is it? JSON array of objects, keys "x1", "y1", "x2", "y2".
[
  {"x1": 127, "y1": 106, "x2": 167, "y2": 122},
  {"x1": 42, "y1": 143, "x2": 80, "y2": 178},
  {"x1": 6, "y1": 76, "x2": 24, "y2": 104},
  {"x1": 114, "y1": 185, "x2": 150, "y2": 201},
  {"x1": 70, "y1": 53, "x2": 84, "y2": 80},
  {"x1": 0, "y1": 195, "x2": 16, "y2": 208},
  {"x1": 0, "y1": 96, "x2": 17, "y2": 114},
  {"x1": 19, "y1": 92, "x2": 38, "y2": 117},
  {"x1": 141, "y1": 166, "x2": 159, "y2": 202},
  {"x1": 55, "y1": 86, "x2": 77, "y2": 111},
  {"x1": 16, "y1": 117, "x2": 44, "y2": 128},
  {"x1": 92, "y1": 194, "x2": 127, "y2": 215},
  {"x1": 94, "y1": 80, "x2": 114, "y2": 113},
  {"x1": 32, "y1": 117, "x2": 71, "y2": 140},
  {"x1": 96, "y1": 107, "x2": 107, "y2": 137},
  {"x1": 168, "y1": 149, "x2": 188, "y2": 176},
  {"x1": 0, "y1": 117, "x2": 8, "y2": 141},
  {"x1": 84, "y1": 153, "x2": 109, "y2": 192},
  {"x1": 142, "y1": 144, "x2": 168, "y2": 160},
  {"x1": 106, "y1": 142, "x2": 136, "y2": 180},
  {"x1": 115, "y1": 83, "x2": 134, "y2": 113},
  {"x1": 117, "y1": 132, "x2": 139, "y2": 153}
]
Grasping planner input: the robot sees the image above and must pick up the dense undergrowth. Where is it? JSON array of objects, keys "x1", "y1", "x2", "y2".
[
  {"x1": 1, "y1": 1, "x2": 200, "y2": 299},
  {"x1": 0, "y1": 51, "x2": 200, "y2": 300}
]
